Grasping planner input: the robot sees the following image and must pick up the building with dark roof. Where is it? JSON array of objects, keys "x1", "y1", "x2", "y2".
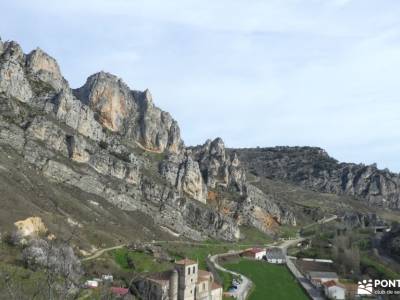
[{"x1": 265, "y1": 247, "x2": 285, "y2": 264}]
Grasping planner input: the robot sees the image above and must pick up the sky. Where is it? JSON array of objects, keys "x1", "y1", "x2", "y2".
[{"x1": 1, "y1": 0, "x2": 400, "y2": 171}]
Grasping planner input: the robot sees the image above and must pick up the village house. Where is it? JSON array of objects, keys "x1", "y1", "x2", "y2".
[
  {"x1": 307, "y1": 271, "x2": 339, "y2": 288},
  {"x1": 85, "y1": 279, "x2": 99, "y2": 288},
  {"x1": 322, "y1": 280, "x2": 346, "y2": 300},
  {"x1": 242, "y1": 248, "x2": 266, "y2": 260},
  {"x1": 134, "y1": 258, "x2": 223, "y2": 300},
  {"x1": 110, "y1": 287, "x2": 131, "y2": 299},
  {"x1": 265, "y1": 247, "x2": 286, "y2": 264}
]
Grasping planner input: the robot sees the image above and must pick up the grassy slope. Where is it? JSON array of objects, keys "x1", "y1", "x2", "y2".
[
  {"x1": 0, "y1": 145, "x2": 176, "y2": 253},
  {"x1": 112, "y1": 248, "x2": 172, "y2": 273},
  {"x1": 224, "y1": 260, "x2": 308, "y2": 300}
]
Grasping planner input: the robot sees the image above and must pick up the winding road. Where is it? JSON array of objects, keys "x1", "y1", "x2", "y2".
[{"x1": 209, "y1": 250, "x2": 253, "y2": 300}]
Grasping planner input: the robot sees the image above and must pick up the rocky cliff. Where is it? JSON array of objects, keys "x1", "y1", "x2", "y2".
[
  {"x1": 234, "y1": 146, "x2": 400, "y2": 209},
  {"x1": 0, "y1": 38, "x2": 295, "y2": 242},
  {"x1": 0, "y1": 39, "x2": 238, "y2": 241}
]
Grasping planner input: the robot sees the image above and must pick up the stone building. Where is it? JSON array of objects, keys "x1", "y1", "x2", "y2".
[{"x1": 134, "y1": 259, "x2": 223, "y2": 300}]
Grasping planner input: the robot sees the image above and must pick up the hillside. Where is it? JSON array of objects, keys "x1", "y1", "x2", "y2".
[
  {"x1": 233, "y1": 147, "x2": 400, "y2": 209},
  {"x1": 0, "y1": 37, "x2": 302, "y2": 251}
]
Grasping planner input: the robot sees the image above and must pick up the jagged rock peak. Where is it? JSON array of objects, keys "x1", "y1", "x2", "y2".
[
  {"x1": 74, "y1": 71, "x2": 133, "y2": 132},
  {"x1": 1, "y1": 40, "x2": 25, "y2": 61},
  {"x1": 191, "y1": 137, "x2": 246, "y2": 193},
  {"x1": 0, "y1": 40, "x2": 184, "y2": 154},
  {"x1": 26, "y1": 48, "x2": 67, "y2": 91},
  {"x1": 73, "y1": 71, "x2": 183, "y2": 153},
  {"x1": 0, "y1": 41, "x2": 33, "y2": 103}
]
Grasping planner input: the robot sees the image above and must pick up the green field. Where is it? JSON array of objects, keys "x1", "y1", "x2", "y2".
[
  {"x1": 224, "y1": 260, "x2": 308, "y2": 300},
  {"x1": 112, "y1": 248, "x2": 172, "y2": 273}
]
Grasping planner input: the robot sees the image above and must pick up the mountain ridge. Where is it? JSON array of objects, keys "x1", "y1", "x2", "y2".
[
  {"x1": 0, "y1": 37, "x2": 296, "y2": 247},
  {"x1": 232, "y1": 146, "x2": 400, "y2": 209}
]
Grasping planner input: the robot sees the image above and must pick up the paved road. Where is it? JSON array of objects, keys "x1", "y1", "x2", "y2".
[
  {"x1": 279, "y1": 238, "x2": 326, "y2": 300},
  {"x1": 81, "y1": 244, "x2": 126, "y2": 262},
  {"x1": 209, "y1": 250, "x2": 253, "y2": 300}
]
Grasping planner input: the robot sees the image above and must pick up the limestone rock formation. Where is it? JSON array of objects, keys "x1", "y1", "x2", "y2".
[
  {"x1": 0, "y1": 39, "x2": 238, "y2": 241},
  {"x1": 26, "y1": 48, "x2": 67, "y2": 91},
  {"x1": 235, "y1": 147, "x2": 400, "y2": 209},
  {"x1": 74, "y1": 72, "x2": 131, "y2": 132},
  {"x1": 0, "y1": 41, "x2": 33, "y2": 103},
  {"x1": 190, "y1": 138, "x2": 297, "y2": 233},
  {"x1": 340, "y1": 212, "x2": 384, "y2": 228},
  {"x1": 160, "y1": 151, "x2": 207, "y2": 203},
  {"x1": 74, "y1": 72, "x2": 183, "y2": 153},
  {"x1": 191, "y1": 138, "x2": 246, "y2": 193},
  {"x1": 14, "y1": 217, "x2": 48, "y2": 238}
]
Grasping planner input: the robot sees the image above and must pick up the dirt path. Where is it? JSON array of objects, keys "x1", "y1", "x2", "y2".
[{"x1": 81, "y1": 244, "x2": 126, "y2": 262}]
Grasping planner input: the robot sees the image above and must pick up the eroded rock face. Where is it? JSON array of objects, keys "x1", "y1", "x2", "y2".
[
  {"x1": 74, "y1": 72, "x2": 131, "y2": 132},
  {"x1": 135, "y1": 89, "x2": 183, "y2": 153},
  {"x1": 160, "y1": 152, "x2": 207, "y2": 203},
  {"x1": 14, "y1": 217, "x2": 48, "y2": 238},
  {"x1": 26, "y1": 48, "x2": 66, "y2": 91},
  {"x1": 189, "y1": 138, "x2": 297, "y2": 232},
  {"x1": 0, "y1": 39, "x2": 238, "y2": 241},
  {"x1": 74, "y1": 73, "x2": 183, "y2": 153},
  {"x1": 0, "y1": 41, "x2": 33, "y2": 103},
  {"x1": 235, "y1": 147, "x2": 400, "y2": 209},
  {"x1": 340, "y1": 212, "x2": 384, "y2": 228},
  {"x1": 191, "y1": 138, "x2": 246, "y2": 193}
]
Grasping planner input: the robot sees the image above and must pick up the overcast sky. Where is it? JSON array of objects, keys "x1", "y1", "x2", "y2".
[{"x1": 1, "y1": 0, "x2": 400, "y2": 171}]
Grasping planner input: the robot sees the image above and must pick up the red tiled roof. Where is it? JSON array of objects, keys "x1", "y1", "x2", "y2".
[
  {"x1": 211, "y1": 282, "x2": 222, "y2": 290},
  {"x1": 322, "y1": 280, "x2": 337, "y2": 288},
  {"x1": 199, "y1": 270, "x2": 212, "y2": 276},
  {"x1": 111, "y1": 287, "x2": 129, "y2": 296},
  {"x1": 196, "y1": 270, "x2": 212, "y2": 284},
  {"x1": 244, "y1": 248, "x2": 265, "y2": 255}
]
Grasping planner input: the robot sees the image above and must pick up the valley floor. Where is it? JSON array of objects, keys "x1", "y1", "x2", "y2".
[{"x1": 223, "y1": 259, "x2": 308, "y2": 300}]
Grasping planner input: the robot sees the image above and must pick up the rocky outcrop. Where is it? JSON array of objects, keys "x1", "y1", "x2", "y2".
[
  {"x1": 74, "y1": 72, "x2": 183, "y2": 153},
  {"x1": 160, "y1": 151, "x2": 207, "y2": 203},
  {"x1": 235, "y1": 147, "x2": 400, "y2": 209},
  {"x1": 74, "y1": 72, "x2": 131, "y2": 132},
  {"x1": 0, "y1": 41, "x2": 33, "y2": 103},
  {"x1": 14, "y1": 217, "x2": 48, "y2": 238},
  {"x1": 26, "y1": 48, "x2": 67, "y2": 91},
  {"x1": 0, "y1": 39, "x2": 239, "y2": 241},
  {"x1": 191, "y1": 138, "x2": 246, "y2": 193},
  {"x1": 242, "y1": 184, "x2": 296, "y2": 227},
  {"x1": 190, "y1": 138, "x2": 297, "y2": 232},
  {"x1": 134, "y1": 89, "x2": 183, "y2": 154},
  {"x1": 340, "y1": 212, "x2": 385, "y2": 228}
]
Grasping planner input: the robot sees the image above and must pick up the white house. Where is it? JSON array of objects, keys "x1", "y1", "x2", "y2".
[
  {"x1": 323, "y1": 280, "x2": 346, "y2": 300},
  {"x1": 85, "y1": 280, "x2": 99, "y2": 288},
  {"x1": 243, "y1": 248, "x2": 266, "y2": 260},
  {"x1": 102, "y1": 274, "x2": 114, "y2": 282}
]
